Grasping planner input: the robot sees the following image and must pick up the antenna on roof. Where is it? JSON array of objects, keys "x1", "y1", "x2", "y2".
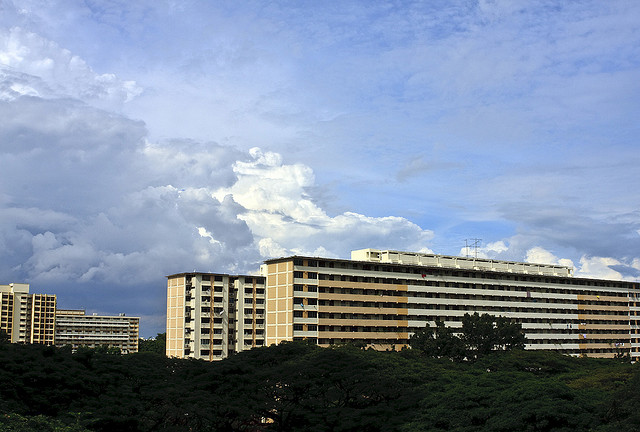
[{"x1": 464, "y1": 238, "x2": 482, "y2": 259}]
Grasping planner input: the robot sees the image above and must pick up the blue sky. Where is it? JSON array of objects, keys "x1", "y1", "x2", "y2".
[{"x1": 1, "y1": 0, "x2": 639, "y2": 336}]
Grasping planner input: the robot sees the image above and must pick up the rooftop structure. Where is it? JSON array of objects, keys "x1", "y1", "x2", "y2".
[{"x1": 351, "y1": 248, "x2": 573, "y2": 277}]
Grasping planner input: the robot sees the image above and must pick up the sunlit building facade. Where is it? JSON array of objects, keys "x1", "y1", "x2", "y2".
[
  {"x1": 0, "y1": 283, "x2": 56, "y2": 345},
  {"x1": 167, "y1": 249, "x2": 640, "y2": 360},
  {"x1": 166, "y1": 273, "x2": 265, "y2": 360}
]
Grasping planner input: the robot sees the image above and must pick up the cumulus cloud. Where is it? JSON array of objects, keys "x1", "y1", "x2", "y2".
[
  {"x1": 525, "y1": 246, "x2": 575, "y2": 269},
  {"x1": 0, "y1": 27, "x2": 141, "y2": 108},
  {"x1": 0, "y1": 84, "x2": 436, "y2": 335},
  {"x1": 575, "y1": 256, "x2": 640, "y2": 281},
  {"x1": 0, "y1": 20, "x2": 435, "y2": 334},
  {"x1": 2, "y1": 93, "x2": 435, "y2": 285},
  {"x1": 524, "y1": 246, "x2": 640, "y2": 281},
  {"x1": 213, "y1": 148, "x2": 434, "y2": 258}
]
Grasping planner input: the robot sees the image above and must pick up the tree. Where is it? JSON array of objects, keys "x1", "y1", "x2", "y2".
[
  {"x1": 412, "y1": 314, "x2": 526, "y2": 362},
  {"x1": 0, "y1": 413, "x2": 91, "y2": 432},
  {"x1": 138, "y1": 333, "x2": 166, "y2": 355},
  {"x1": 461, "y1": 313, "x2": 497, "y2": 358},
  {"x1": 495, "y1": 316, "x2": 526, "y2": 351},
  {"x1": 462, "y1": 313, "x2": 525, "y2": 360},
  {"x1": 409, "y1": 321, "x2": 465, "y2": 361}
]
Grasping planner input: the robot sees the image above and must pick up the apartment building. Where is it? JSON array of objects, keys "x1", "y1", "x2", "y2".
[
  {"x1": 1, "y1": 283, "x2": 140, "y2": 353},
  {"x1": 262, "y1": 249, "x2": 640, "y2": 359},
  {"x1": 1, "y1": 283, "x2": 56, "y2": 345},
  {"x1": 166, "y1": 273, "x2": 265, "y2": 360},
  {"x1": 167, "y1": 248, "x2": 640, "y2": 360},
  {"x1": 55, "y1": 309, "x2": 140, "y2": 354}
]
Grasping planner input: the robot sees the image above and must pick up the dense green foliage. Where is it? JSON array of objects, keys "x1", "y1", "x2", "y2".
[
  {"x1": 0, "y1": 338, "x2": 638, "y2": 432},
  {"x1": 137, "y1": 333, "x2": 166, "y2": 355}
]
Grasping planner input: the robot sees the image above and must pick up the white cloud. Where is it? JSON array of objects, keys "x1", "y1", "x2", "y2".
[
  {"x1": 0, "y1": 86, "x2": 437, "y2": 332},
  {"x1": 0, "y1": 27, "x2": 141, "y2": 108},
  {"x1": 525, "y1": 246, "x2": 574, "y2": 268},
  {"x1": 213, "y1": 148, "x2": 434, "y2": 258},
  {"x1": 524, "y1": 246, "x2": 640, "y2": 281},
  {"x1": 197, "y1": 227, "x2": 222, "y2": 247},
  {"x1": 258, "y1": 238, "x2": 287, "y2": 258},
  {"x1": 574, "y1": 256, "x2": 640, "y2": 281}
]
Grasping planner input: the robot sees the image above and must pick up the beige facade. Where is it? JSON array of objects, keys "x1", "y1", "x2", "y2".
[
  {"x1": 1, "y1": 283, "x2": 56, "y2": 345},
  {"x1": 55, "y1": 309, "x2": 139, "y2": 354},
  {"x1": 261, "y1": 249, "x2": 640, "y2": 359},
  {"x1": 30, "y1": 293, "x2": 57, "y2": 345},
  {"x1": 166, "y1": 273, "x2": 265, "y2": 360}
]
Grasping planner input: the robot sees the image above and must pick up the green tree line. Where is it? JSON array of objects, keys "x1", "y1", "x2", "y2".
[
  {"x1": 0, "y1": 324, "x2": 639, "y2": 431},
  {"x1": 409, "y1": 312, "x2": 527, "y2": 361}
]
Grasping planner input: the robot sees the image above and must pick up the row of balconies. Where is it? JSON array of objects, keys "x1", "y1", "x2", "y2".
[
  {"x1": 56, "y1": 334, "x2": 129, "y2": 340},
  {"x1": 55, "y1": 321, "x2": 131, "y2": 327}
]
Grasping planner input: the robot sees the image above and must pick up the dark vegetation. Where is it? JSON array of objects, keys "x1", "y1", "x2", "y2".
[
  {"x1": 137, "y1": 333, "x2": 166, "y2": 355},
  {"x1": 0, "y1": 319, "x2": 639, "y2": 432}
]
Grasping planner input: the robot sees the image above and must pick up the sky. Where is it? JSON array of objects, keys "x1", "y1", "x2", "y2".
[{"x1": 1, "y1": 0, "x2": 639, "y2": 337}]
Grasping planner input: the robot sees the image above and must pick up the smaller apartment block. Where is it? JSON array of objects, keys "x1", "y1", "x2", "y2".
[
  {"x1": 1, "y1": 283, "x2": 140, "y2": 353},
  {"x1": 166, "y1": 273, "x2": 265, "y2": 360},
  {"x1": 55, "y1": 309, "x2": 140, "y2": 354},
  {"x1": 168, "y1": 249, "x2": 640, "y2": 360}
]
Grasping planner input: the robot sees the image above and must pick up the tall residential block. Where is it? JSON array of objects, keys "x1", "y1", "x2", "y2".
[
  {"x1": 55, "y1": 309, "x2": 140, "y2": 353},
  {"x1": 167, "y1": 249, "x2": 640, "y2": 360},
  {"x1": 1, "y1": 283, "x2": 56, "y2": 345},
  {"x1": 166, "y1": 273, "x2": 265, "y2": 360}
]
